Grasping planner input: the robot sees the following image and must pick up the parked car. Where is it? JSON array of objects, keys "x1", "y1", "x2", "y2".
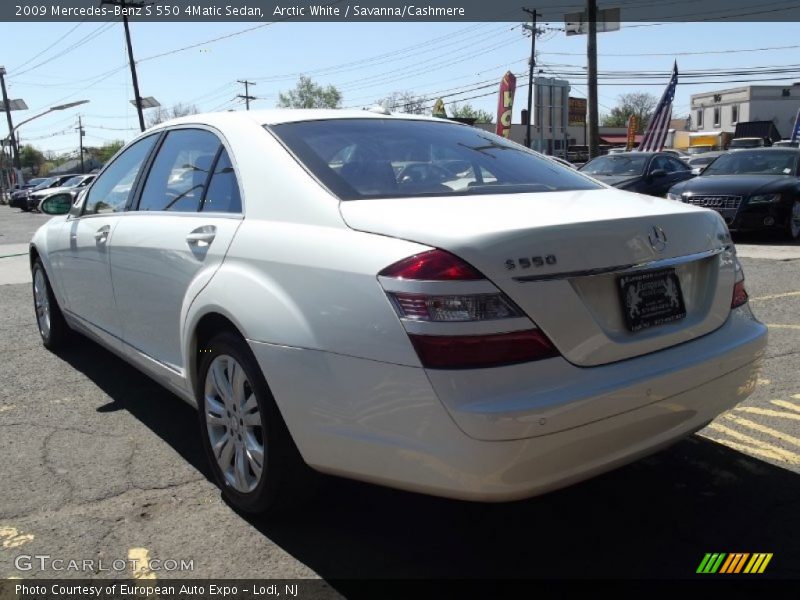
[
  {"x1": 686, "y1": 150, "x2": 727, "y2": 175},
  {"x1": 31, "y1": 110, "x2": 766, "y2": 513},
  {"x1": 579, "y1": 151, "x2": 694, "y2": 196},
  {"x1": 14, "y1": 177, "x2": 46, "y2": 191},
  {"x1": 547, "y1": 155, "x2": 577, "y2": 169},
  {"x1": 27, "y1": 174, "x2": 95, "y2": 212},
  {"x1": 667, "y1": 148, "x2": 800, "y2": 240},
  {"x1": 773, "y1": 140, "x2": 799, "y2": 148},
  {"x1": 9, "y1": 176, "x2": 71, "y2": 209},
  {"x1": 661, "y1": 149, "x2": 690, "y2": 159}
]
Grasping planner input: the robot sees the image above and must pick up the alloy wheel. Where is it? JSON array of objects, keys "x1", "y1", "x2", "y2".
[
  {"x1": 33, "y1": 268, "x2": 51, "y2": 340},
  {"x1": 204, "y1": 355, "x2": 265, "y2": 493}
]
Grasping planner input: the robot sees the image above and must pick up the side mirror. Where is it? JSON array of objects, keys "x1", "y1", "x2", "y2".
[
  {"x1": 40, "y1": 193, "x2": 73, "y2": 215},
  {"x1": 691, "y1": 167, "x2": 702, "y2": 176},
  {"x1": 649, "y1": 168, "x2": 667, "y2": 178}
]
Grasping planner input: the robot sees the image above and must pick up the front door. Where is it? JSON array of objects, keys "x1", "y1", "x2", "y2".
[{"x1": 57, "y1": 134, "x2": 159, "y2": 338}]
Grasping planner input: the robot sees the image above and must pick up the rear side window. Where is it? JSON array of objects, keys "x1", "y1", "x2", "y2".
[
  {"x1": 84, "y1": 134, "x2": 158, "y2": 214},
  {"x1": 270, "y1": 119, "x2": 600, "y2": 200},
  {"x1": 202, "y1": 148, "x2": 241, "y2": 213},
  {"x1": 139, "y1": 129, "x2": 221, "y2": 212}
]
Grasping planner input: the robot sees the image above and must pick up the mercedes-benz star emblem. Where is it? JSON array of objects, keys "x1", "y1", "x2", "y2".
[{"x1": 648, "y1": 225, "x2": 668, "y2": 253}]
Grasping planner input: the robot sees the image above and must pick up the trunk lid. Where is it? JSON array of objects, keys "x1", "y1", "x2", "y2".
[{"x1": 341, "y1": 189, "x2": 735, "y2": 366}]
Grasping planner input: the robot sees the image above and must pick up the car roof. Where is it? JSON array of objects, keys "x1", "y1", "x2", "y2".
[{"x1": 150, "y1": 108, "x2": 456, "y2": 131}]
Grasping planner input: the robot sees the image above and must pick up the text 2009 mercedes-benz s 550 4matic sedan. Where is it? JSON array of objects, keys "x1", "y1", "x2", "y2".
[{"x1": 30, "y1": 110, "x2": 767, "y2": 513}]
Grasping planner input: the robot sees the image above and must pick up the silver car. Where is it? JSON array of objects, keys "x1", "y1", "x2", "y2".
[{"x1": 31, "y1": 110, "x2": 767, "y2": 513}]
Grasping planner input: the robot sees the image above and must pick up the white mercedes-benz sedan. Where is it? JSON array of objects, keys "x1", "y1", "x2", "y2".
[{"x1": 30, "y1": 110, "x2": 767, "y2": 513}]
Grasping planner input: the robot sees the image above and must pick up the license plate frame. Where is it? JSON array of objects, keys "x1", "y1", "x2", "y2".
[{"x1": 618, "y1": 268, "x2": 687, "y2": 332}]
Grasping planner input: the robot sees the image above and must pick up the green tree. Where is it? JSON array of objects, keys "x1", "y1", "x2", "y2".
[
  {"x1": 278, "y1": 76, "x2": 342, "y2": 109},
  {"x1": 92, "y1": 140, "x2": 125, "y2": 164},
  {"x1": 376, "y1": 91, "x2": 427, "y2": 115},
  {"x1": 601, "y1": 92, "x2": 658, "y2": 133},
  {"x1": 19, "y1": 145, "x2": 44, "y2": 175},
  {"x1": 449, "y1": 102, "x2": 494, "y2": 123}
]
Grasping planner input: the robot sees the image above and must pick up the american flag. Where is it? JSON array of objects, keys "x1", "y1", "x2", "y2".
[{"x1": 637, "y1": 62, "x2": 678, "y2": 152}]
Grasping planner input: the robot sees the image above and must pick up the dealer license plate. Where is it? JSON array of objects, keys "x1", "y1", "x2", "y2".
[{"x1": 618, "y1": 268, "x2": 687, "y2": 332}]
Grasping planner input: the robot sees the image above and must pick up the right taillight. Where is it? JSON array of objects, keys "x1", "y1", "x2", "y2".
[
  {"x1": 380, "y1": 249, "x2": 559, "y2": 369},
  {"x1": 731, "y1": 256, "x2": 748, "y2": 308}
]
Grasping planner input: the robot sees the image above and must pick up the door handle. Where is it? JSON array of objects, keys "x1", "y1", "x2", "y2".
[
  {"x1": 186, "y1": 226, "x2": 217, "y2": 247},
  {"x1": 94, "y1": 225, "x2": 110, "y2": 243}
]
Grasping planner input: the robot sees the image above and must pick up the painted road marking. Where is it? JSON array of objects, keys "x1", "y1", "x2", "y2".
[
  {"x1": 0, "y1": 526, "x2": 34, "y2": 549},
  {"x1": 765, "y1": 323, "x2": 800, "y2": 330},
  {"x1": 705, "y1": 432, "x2": 796, "y2": 464},
  {"x1": 736, "y1": 406, "x2": 800, "y2": 421},
  {"x1": 772, "y1": 400, "x2": 800, "y2": 413},
  {"x1": 757, "y1": 378, "x2": 771, "y2": 386},
  {"x1": 705, "y1": 423, "x2": 800, "y2": 464},
  {"x1": 749, "y1": 290, "x2": 800, "y2": 302},
  {"x1": 128, "y1": 547, "x2": 157, "y2": 580},
  {"x1": 723, "y1": 413, "x2": 800, "y2": 448}
]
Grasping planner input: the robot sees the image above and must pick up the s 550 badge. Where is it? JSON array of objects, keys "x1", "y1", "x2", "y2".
[{"x1": 505, "y1": 255, "x2": 557, "y2": 270}]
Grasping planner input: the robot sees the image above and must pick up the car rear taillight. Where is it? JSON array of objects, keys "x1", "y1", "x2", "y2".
[
  {"x1": 378, "y1": 249, "x2": 483, "y2": 280},
  {"x1": 380, "y1": 249, "x2": 559, "y2": 369},
  {"x1": 731, "y1": 256, "x2": 748, "y2": 308}
]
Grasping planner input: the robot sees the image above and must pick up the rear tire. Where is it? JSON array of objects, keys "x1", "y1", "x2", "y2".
[
  {"x1": 31, "y1": 258, "x2": 70, "y2": 350},
  {"x1": 196, "y1": 331, "x2": 315, "y2": 514},
  {"x1": 787, "y1": 199, "x2": 800, "y2": 242}
]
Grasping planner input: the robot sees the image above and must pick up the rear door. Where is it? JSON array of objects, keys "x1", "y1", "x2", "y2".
[{"x1": 108, "y1": 127, "x2": 242, "y2": 372}]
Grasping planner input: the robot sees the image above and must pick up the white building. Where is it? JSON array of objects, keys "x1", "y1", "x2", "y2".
[{"x1": 691, "y1": 84, "x2": 800, "y2": 138}]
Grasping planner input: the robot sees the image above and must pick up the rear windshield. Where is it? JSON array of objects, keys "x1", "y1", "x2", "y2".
[{"x1": 269, "y1": 119, "x2": 601, "y2": 200}]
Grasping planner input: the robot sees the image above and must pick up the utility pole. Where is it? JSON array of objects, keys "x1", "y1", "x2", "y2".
[
  {"x1": 0, "y1": 67, "x2": 20, "y2": 170},
  {"x1": 76, "y1": 116, "x2": 85, "y2": 173},
  {"x1": 237, "y1": 80, "x2": 256, "y2": 110},
  {"x1": 522, "y1": 8, "x2": 538, "y2": 149},
  {"x1": 586, "y1": 0, "x2": 600, "y2": 159},
  {"x1": 102, "y1": 0, "x2": 147, "y2": 132}
]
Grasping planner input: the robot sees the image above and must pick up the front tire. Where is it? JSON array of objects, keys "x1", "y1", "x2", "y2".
[
  {"x1": 197, "y1": 331, "x2": 313, "y2": 514},
  {"x1": 32, "y1": 258, "x2": 70, "y2": 350}
]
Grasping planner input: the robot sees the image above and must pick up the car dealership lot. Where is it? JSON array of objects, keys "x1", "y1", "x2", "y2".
[{"x1": 1, "y1": 204, "x2": 799, "y2": 582}]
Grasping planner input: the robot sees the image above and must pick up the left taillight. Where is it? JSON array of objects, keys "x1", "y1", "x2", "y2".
[
  {"x1": 379, "y1": 249, "x2": 559, "y2": 369},
  {"x1": 731, "y1": 256, "x2": 748, "y2": 308}
]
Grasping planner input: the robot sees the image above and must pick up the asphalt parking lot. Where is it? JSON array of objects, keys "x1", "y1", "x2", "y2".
[{"x1": 1, "y1": 204, "x2": 799, "y2": 586}]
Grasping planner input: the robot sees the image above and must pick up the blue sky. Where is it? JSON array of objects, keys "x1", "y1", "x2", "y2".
[{"x1": 1, "y1": 19, "x2": 798, "y2": 154}]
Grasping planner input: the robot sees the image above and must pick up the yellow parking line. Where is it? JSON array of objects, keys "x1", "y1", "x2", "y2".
[
  {"x1": 128, "y1": 548, "x2": 157, "y2": 580},
  {"x1": 770, "y1": 400, "x2": 800, "y2": 414},
  {"x1": 757, "y1": 378, "x2": 771, "y2": 386},
  {"x1": 736, "y1": 406, "x2": 800, "y2": 421},
  {"x1": 703, "y1": 430, "x2": 796, "y2": 463},
  {"x1": 749, "y1": 290, "x2": 800, "y2": 302},
  {"x1": 765, "y1": 323, "x2": 800, "y2": 330},
  {"x1": 723, "y1": 413, "x2": 800, "y2": 448},
  {"x1": 706, "y1": 422, "x2": 800, "y2": 463},
  {"x1": 0, "y1": 526, "x2": 34, "y2": 549}
]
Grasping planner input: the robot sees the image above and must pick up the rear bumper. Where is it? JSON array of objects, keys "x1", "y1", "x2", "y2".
[{"x1": 248, "y1": 307, "x2": 766, "y2": 502}]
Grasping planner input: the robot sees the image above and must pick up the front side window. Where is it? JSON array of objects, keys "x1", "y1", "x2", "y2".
[
  {"x1": 139, "y1": 129, "x2": 221, "y2": 212},
  {"x1": 270, "y1": 119, "x2": 600, "y2": 200},
  {"x1": 84, "y1": 134, "x2": 158, "y2": 215}
]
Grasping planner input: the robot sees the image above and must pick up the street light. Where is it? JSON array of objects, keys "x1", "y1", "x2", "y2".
[{"x1": 5, "y1": 99, "x2": 89, "y2": 171}]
